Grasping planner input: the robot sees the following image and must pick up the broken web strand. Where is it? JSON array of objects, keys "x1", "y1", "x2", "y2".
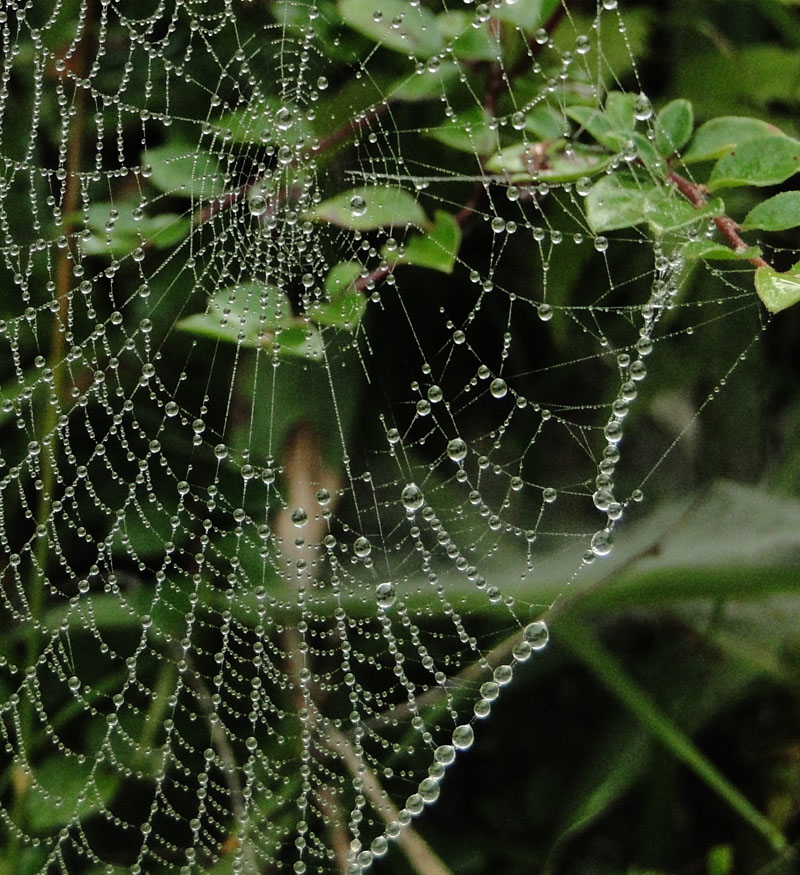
[{"x1": 0, "y1": 1, "x2": 773, "y2": 874}]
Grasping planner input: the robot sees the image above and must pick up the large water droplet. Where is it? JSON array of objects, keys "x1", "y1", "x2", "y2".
[
  {"x1": 447, "y1": 438, "x2": 468, "y2": 462},
  {"x1": 523, "y1": 619, "x2": 549, "y2": 650},
  {"x1": 490, "y1": 378, "x2": 507, "y2": 399},
  {"x1": 375, "y1": 582, "x2": 396, "y2": 609},
  {"x1": 291, "y1": 507, "x2": 308, "y2": 527},
  {"x1": 350, "y1": 195, "x2": 367, "y2": 217},
  {"x1": 452, "y1": 724, "x2": 474, "y2": 750},
  {"x1": 401, "y1": 483, "x2": 424, "y2": 512}
]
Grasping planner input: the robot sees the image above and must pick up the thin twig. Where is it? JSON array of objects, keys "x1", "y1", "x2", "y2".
[
  {"x1": 324, "y1": 725, "x2": 453, "y2": 875},
  {"x1": 667, "y1": 170, "x2": 771, "y2": 269}
]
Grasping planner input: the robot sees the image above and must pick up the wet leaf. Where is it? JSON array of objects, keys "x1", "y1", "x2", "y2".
[
  {"x1": 308, "y1": 186, "x2": 426, "y2": 230},
  {"x1": 390, "y1": 210, "x2": 461, "y2": 274},
  {"x1": 754, "y1": 264, "x2": 800, "y2": 313},
  {"x1": 339, "y1": 0, "x2": 444, "y2": 57}
]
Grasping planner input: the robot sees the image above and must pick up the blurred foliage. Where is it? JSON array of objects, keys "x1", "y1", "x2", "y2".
[{"x1": 1, "y1": 0, "x2": 800, "y2": 872}]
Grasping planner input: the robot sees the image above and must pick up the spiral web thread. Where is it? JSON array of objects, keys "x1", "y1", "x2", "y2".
[{"x1": 0, "y1": 1, "x2": 764, "y2": 873}]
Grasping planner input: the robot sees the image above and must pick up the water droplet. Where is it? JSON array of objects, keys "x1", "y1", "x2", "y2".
[
  {"x1": 401, "y1": 483, "x2": 424, "y2": 512},
  {"x1": 353, "y1": 536, "x2": 371, "y2": 558},
  {"x1": 350, "y1": 195, "x2": 367, "y2": 217},
  {"x1": 490, "y1": 378, "x2": 507, "y2": 399},
  {"x1": 633, "y1": 93, "x2": 653, "y2": 121},
  {"x1": 523, "y1": 620, "x2": 549, "y2": 650},
  {"x1": 537, "y1": 303, "x2": 553, "y2": 321},
  {"x1": 543, "y1": 487, "x2": 557, "y2": 503},
  {"x1": 291, "y1": 508, "x2": 308, "y2": 527},
  {"x1": 511, "y1": 111, "x2": 526, "y2": 130},
  {"x1": 275, "y1": 106, "x2": 294, "y2": 131},
  {"x1": 434, "y1": 744, "x2": 456, "y2": 765},
  {"x1": 594, "y1": 235, "x2": 609, "y2": 252},
  {"x1": 447, "y1": 438, "x2": 468, "y2": 462},
  {"x1": 249, "y1": 195, "x2": 267, "y2": 217},
  {"x1": 68, "y1": 676, "x2": 80, "y2": 692},
  {"x1": 590, "y1": 529, "x2": 613, "y2": 557},
  {"x1": 376, "y1": 582, "x2": 396, "y2": 609},
  {"x1": 452, "y1": 724, "x2": 474, "y2": 750}
]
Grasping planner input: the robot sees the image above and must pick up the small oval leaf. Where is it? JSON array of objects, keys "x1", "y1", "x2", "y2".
[
  {"x1": 654, "y1": 99, "x2": 694, "y2": 155},
  {"x1": 743, "y1": 191, "x2": 800, "y2": 231},
  {"x1": 339, "y1": 0, "x2": 444, "y2": 57},
  {"x1": 682, "y1": 116, "x2": 784, "y2": 164},
  {"x1": 308, "y1": 186, "x2": 427, "y2": 230},
  {"x1": 754, "y1": 265, "x2": 800, "y2": 313},
  {"x1": 708, "y1": 136, "x2": 800, "y2": 191}
]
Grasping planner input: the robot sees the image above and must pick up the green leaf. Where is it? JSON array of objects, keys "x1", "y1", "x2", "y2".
[
  {"x1": 390, "y1": 61, "x2": 460, "y2": 101},
  {"x1": 682, "y1": 240, "x2": 762, "y2": 262},
  {"x1": 604, "y1": 91, "x2": 636, "y2": 132},
  {"x1": 143, "y1": 142, "x2": 225, "y2": 200},
  {"x1": 309, "y1": 262, "x2": 366, "y2": 328},
  {"x1": 216, "y1": 98, "x2": 312, "y2": 145},
  {"x1": 708, "y1": 135, "x2": 800, "y2": 191},
  {"x1": 325, "y1": 261, "x2": 362, "y2": 297},
  {"x1": 485, "y1": 141, "x2": 611, "y2": 183},
  {"x1": 754, "y1": 264, "x2": 800, "y2": 313},
  {"x1": 339, "y1": 0, "x2": 444, "y2": 57},
  {"x1": 558, "y1": 617, "x2": 789, "y2": 855},
  {"x1": 177, "y1": 283, "x2": 324, "y2": 359},
  {"x1": 565, "y1": 105, "x2": 617, "y2": 148},
  {"x1": 389, "y1": 210, "x2": 461, "y2": 274},
  {"x1": 424, "y1": 105, "x2": 498, "y2": 155},
  {"x1": 437, "y1": 11, "x2": 499, "y2": 61},
  {"x1": 307, "y1": 186, "x2": 426, "y2": 230},
  {"x1": 78, "y1": 201, "x2": 190, "y2": 257},
  {"x1": 492, "y1": 0, "x2": 560, "y2": 32},
  {"x1": 743, "y1": 191, "x2": 800, "y2": 231},
  {"x1": 682, "y1": 116, "x2": 785, "y2": 164},
  {"x1": 524, "y1": 104, "x2": 566, "y2": 141},
  {"x1": 654, "y1": 99, "x2": 694, "y2": 155},
  {"x1": 585, "y1": 174, "x2": 722, "y2": 235},
  {"x1": 27, "y1": 757, "x2": 116, "y2": 832}
]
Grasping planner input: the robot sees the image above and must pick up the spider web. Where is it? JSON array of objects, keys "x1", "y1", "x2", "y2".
[{"x1": 0, "y1": 1, "x2": 766, "y2": 873}]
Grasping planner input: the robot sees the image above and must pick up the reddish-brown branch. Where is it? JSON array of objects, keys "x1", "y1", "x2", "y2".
[{"x1": 667, "y1": 170, "x2": 771, "y2": 269}]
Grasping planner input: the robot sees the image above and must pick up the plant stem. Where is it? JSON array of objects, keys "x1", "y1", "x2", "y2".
[{"x1": 667, "y1": 170, "x2": 771, "y2": 269}]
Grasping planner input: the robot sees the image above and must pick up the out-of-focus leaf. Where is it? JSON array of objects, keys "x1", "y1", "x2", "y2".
[
  {"x1": 143, "y1": 142, "x2": 225, "y2": 200},
  {"x1": 339, "y1": 0, "x2": 444, "y2": 57},
  {"x1": 77, "y1": 202, "x2": 189, "y2": 257},
  {"x1": 308, "y1": 186, "x2": 426, "y2": 230},
  {"x1": 654, "y1": 99, "x2": 694, "y2": 155},
  {"x1": 743, "y1": 191, "x2": 800, "y2": 231},
  {"x1": 424, "y1": 105, "x2": 498, "y2": 155},
  {"x1": 525, "y1": 104, "x2": 566, "y2": 140},
  {"x1": 27, "y1": 757, "x2": 116, "y2": 832},
  {"x1": 389, "y1": 210, "x2": 461, "y2": 274},
  {"x1": 492, "y1": 0, "x2": 561, "y2": 32},
  {"x1": 309, "y1": 263, "x2": 366, "y2": 328},
  {"x1": 216, "y1": 98, "x2": 312, "y2": 145},
  {"x1": 754, "y1": 264, "x2": 800, "y2": 313},
  {"x1": 390, "y1": 62, "x2": 460, "y2": 101},
  {"x1": 437, "y1": 11, "x2": 499, "y2": 61},
  {"x1": 177, "y1": 283, "x2": 324, "y2": 359}
]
